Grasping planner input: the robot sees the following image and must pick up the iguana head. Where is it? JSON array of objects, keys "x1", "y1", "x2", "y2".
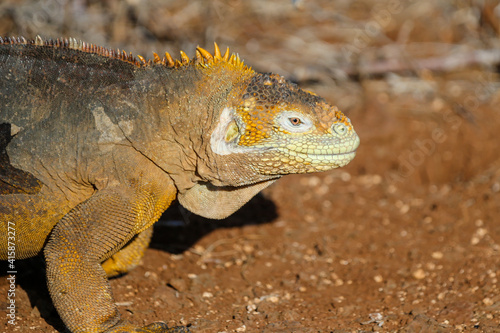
[
  {"x1": 210, "y1": 72, "x2": 359, "y2": 178},
  {"x1": 145, "y1": 44, "x2": 359, "y2": 218},
  {"x1": 131, "y1": 42, "x2": 358, "y2": 183}
]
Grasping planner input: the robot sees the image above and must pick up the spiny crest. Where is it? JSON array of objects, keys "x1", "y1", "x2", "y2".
[
  {"x1": 192, "y1": 43, "x2": 251, "y2": 72},
  {"x1": 0, "y1": 35, "x2": 140, "y2": 66},
  {"x1": 131, "y1": 43, "x2": 251, "y2": 72},
  {"x1": 0, "y1": 35, "x2": 251, "y2": 71}
]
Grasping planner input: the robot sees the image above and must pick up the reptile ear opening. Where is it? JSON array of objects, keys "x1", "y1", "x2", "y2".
[
  {"x1": 211, "y1": 107, "x2": 245, "y2": 155},
  {"x1": 225, "y1": 120, "x2": 239, "y2": 142}
]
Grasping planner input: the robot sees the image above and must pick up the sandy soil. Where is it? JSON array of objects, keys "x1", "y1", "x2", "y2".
[{"x1": 1, "y1": 0, "x2": 500, "y2": 332}]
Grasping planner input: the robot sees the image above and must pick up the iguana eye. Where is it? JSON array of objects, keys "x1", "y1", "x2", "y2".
[{"x1": 278, "y1": 112, "x2": 313, "y2": 133}]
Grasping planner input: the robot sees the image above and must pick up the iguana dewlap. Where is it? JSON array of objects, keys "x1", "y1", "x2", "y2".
[{"x1": 0, "y1": 36, "x2": 359, "y2": 333}]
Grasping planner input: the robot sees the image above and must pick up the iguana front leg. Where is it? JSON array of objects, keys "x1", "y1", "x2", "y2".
[
  {"x1": 44, "y1": 185, "x2": 187, "y2": 333},
  {"x1": 102, "y1": 226, "x2": 154, "y2": 278}
]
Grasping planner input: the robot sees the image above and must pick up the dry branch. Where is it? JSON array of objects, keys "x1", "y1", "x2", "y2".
[{"x1": 350, "y1": 48, "x2": 500, "y2": 76}]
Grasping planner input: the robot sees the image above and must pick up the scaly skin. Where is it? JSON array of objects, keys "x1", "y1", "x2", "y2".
[{"x1": 0, "y1": 36, "x2": 359, "y2": 332}]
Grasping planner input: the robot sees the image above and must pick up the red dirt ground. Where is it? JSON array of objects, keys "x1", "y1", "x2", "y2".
[{"x1": 1, "y1": 1, "x2": 500, "y2": 332}]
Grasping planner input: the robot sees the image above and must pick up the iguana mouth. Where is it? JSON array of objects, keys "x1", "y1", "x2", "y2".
[
  {"x1": 279, "y1": 133, "x2": 360, "y2": 160},
  {"x1": 293, "y1": 150, "x2": 358, "y2": 159},
  {"x1": 278, "y1": 149, "x2": 357, "y2": 167}
]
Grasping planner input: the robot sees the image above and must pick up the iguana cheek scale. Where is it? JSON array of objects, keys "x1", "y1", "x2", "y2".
[{"x1": 0, "y1": 36, "x2": 359, "y2": 333}]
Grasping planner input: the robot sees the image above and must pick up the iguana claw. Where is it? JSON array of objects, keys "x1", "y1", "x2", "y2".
[
  {"x1": 105, "y1": 321, "x2": 191, "y2": 333},
  {"x1": 164, "y1": 327, "x2": 191, "y2": 333}
]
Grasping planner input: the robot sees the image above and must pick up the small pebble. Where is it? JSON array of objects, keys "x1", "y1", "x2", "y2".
[
  {"x1": 483, "y1": 297, "x2": 493, "y2": 306},
  {"x1": 412, "y1": 268, "x2": 426, "y2": 280},
  {"x1": 431, "y1": 251, "x2": 444, "y2": 259}
]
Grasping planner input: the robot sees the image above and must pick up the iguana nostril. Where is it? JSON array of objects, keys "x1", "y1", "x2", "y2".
[{"x1": 332, "y1": 123, "x2": 348, "y2": 136}]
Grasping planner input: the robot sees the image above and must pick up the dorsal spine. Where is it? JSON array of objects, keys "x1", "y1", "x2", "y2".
[{"x1": 0, "y1": 35, "x2": 251, "y2": 71}]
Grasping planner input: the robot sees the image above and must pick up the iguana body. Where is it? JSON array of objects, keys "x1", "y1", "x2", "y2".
[{"x1": 0, "y1": 36, "x2": 359, "y2": 333}]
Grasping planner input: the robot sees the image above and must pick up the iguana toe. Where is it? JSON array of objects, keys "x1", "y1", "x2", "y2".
[
  {"x1": 105, "y1": 321, "x2": 190, "y2": 333},
  {"x1": 164, "y1": 326, "x2": 191, "y2": 333},
  {"x1": 140, "y1": 323, "x2": 190, "y2": 333}
]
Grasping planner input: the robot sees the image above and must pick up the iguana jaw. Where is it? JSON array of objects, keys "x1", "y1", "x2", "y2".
[
  {"x1": 251, "y1": 147, "x2": 358, "y2": 175},
  {"x1": 277, "y1": 131, "x2": 360, "y2": 170},
  {"x1": 244, "y1": 133, "x2": 359, "y2": 175}
]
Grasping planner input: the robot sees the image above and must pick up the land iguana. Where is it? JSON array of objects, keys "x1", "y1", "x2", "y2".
[{"x1": 0, "y1": 36, "x2": 359, "y2": 333}]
